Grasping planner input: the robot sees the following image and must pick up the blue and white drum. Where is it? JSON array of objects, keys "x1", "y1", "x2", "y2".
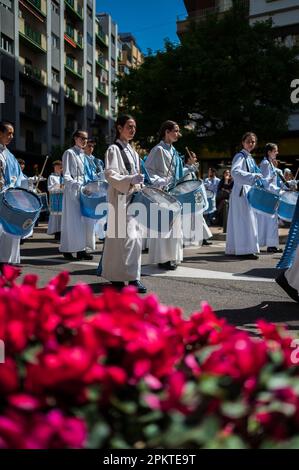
[
  {"x1": 204, "y1": 189, "x2": 216, "y2": 214},
  {"x1": 130, "y1": 186, "x2": 182, "y2": 235},
  {"x1": 38, "y1": 192, "x2": 49, "y2": 213},
  {"x1": 169, "y1": 180, "x2": 208, "y2": 214},
  {"x1": 247, "y1": 186, "x2": 279, "y2": 216},
  {"x1": 49, "y1": 190, "x2": 63, "y2": 215},
  {"x1": 278, "y1": 191, "x2": 299, "y2": 222},
  {"x1": 0, "y1": 188, "x2": 42, "y2": 237},
  {"x1": 80, "y1": 180, "x2": 108, "y2": 219}
]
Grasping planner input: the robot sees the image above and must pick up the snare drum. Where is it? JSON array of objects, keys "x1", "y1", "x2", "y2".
[
  {"x1": 80, "y1": 181, "x2": 108, "y2": 219},
  {"x1": 49, "y1": 191, "x2": 63, "y2": 215},
  {"x1": 169, "y1": 180, "x2": 208, "y2": 214},
  {"x1": 130, "y1": 186, "x2": 182, "y2": 235},
  {"x1": 204, "y1": 189, "x2": 216, "y2": 214},
  {"x1": 278, "y1": 191, "x2": 299, "y2": 222},
  {"x1": 0, "y1": 188, "x2": 42, "y2": 237},
  {"x1": 247, "y1": 186, "x2": 279, "y2": 216},
  {"x1": 38, "y1": 192, "x2": 49, "y2": 213}
]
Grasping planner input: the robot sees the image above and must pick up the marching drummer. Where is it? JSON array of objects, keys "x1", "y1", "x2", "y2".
[
  {"x1": 145, "y1": 120, "x2": 184, "y2": 271},
  {"x1": 99, "y1": 114, "x2": 147, "y2": 293},
  {"x1": 47, "y1": 160, "x2": 63, "y2": 241},
  {"x1": 225, "y1": 132, "x2": 262, "y2": 259},
  {"x1": 256, "y1": 143, "x2": 282, "y2": 254},
  {"x1": 59, "y1": 129, "x2": 95, "y2": 261},
  {"x1": 0, "y1": 121, "x2": 27, "y2": 269}
]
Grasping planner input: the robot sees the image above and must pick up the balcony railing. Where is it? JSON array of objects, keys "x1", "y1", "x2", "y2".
[
  {"x1": 19, "y1": 58, "x2": 47, "y2": 85},
  {"x1": 96, "y1": 104, "x2": 108, "y2": 119},
  {"x1": 19, "y1": 18, "x2": 47, "y2": 51},
  {"x1": 27, "y1": 0, "x2": 47, "y2": 16},
  {"x1": 96, "y1": 55, "x2": 108, "y2": 70},
  {"x1": 96, "y1": 82, "x2": 108, "y2": 96},
  {"x1": 65, "y1": 56, "x2": 83, "y2": 78},
  {"x1": 64, "y1": 22, "x2": 83, "y2": 48},
  {"x1": 96, "y1": 25, "x2": 108, "y2": 46},
  {"x1": 65, "y1": 85, "x2": 83, "y2": 106},
  {"x1": 65, "y1": 0, "x2": 83, "y2": 20}
]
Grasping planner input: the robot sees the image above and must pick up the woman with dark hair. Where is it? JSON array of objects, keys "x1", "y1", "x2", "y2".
[
  {"x1": 144, "y1": 120, "x2": 184, "y2": 270},
  {"x1": 256, "y1": 143, "x2": 282, "y2": 253},
  {"x1": 226, "y1": 132, "x2": 262, "y2": 259},
  {"x1": 59, "y1": 129, "x2": 95, "y2": 260},
  {"x1": 216, "y1": 169, "x2": 234, "y2": 226},
  {"x1": 100, "y1": 115, "x2": 146, "y2": 293}
]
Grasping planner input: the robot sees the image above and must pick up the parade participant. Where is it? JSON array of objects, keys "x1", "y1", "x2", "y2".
[
  {"x1": 100, "y1": 114, "x2": 146, "y2": 293},
  {"x1": 276, "y1": 247, "x2": 299, "y2": 303},
  {"x1": 59, "y1": 129, "x2": 94, "y2": 260},
  {"x1": 204, "y1": 168, "x2": 220, "y2": 226},
  {"x1": 47, "y1": 160, "x2": 63, "y2": 241},
  {"x1": 216, "y1": 169, "x2": 234, "y2": 226},
  {"x1": 256, "y1": 143, "x2": 282, "y2": 254},
  {"x1": 226, "y1": 132, "x2": 261, "y2": 259},
  {"x1": 145, "y1": 120, "x2": 184, "y2": 270},
  {"x1": 0, "y1": 121, "x2": 27, "y2": 268}
]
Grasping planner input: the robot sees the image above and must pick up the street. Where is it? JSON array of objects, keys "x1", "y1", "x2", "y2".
[{"x1": 16, "y1": 223, "x2": 299, "y2": 335}]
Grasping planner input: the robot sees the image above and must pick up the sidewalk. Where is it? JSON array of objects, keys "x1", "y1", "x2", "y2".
[{"x1": 210, "y1": 226, "x2": 289, "y2": 243}]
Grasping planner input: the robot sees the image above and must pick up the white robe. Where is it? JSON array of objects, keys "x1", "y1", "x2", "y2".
[
  {"x1": 47, "y1": 173, "x2": 63, "y2": 235},
  {"x1": 226, "y1": 150, "x2": 259, "y2": 255},
  {"x1": 144, "y1": 142, "x2": 183, "y2": 264},
  {"x1": 101, "y1": 141, "x2": 142, "y2": 282},
  {"x1": 285, "y1": 246, "x2": 299, "y2": 294},
  {"x1": 256, "y1": 158, "x2": 279, "y2": 248},
  {"x1": 0, "y1": 146, "x2": 23, "y2": 264},
  {"x1": 59, "y1": 146, "x2": 95, "y2": 253}
]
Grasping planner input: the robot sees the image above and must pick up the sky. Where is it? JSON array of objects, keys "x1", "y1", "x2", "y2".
[{"x1": 96, "y1": 0, "x2": 187, "y2": 54}]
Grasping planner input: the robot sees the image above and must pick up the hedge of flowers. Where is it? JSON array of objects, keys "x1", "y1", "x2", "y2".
[{"x1": 1, "y1": 264, "x2": 299, "y2": 449}]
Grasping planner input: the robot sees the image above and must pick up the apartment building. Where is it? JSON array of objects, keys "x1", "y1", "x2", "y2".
[
  {"x1": 0, "y1": 0, "x2": 119, "y2": 164},
  {"x1": 118, "y1": 33, "x2": 143, "y2": 75},
  {"x1": 249, "y1": 0, "x2": 299, "y2": 165}
]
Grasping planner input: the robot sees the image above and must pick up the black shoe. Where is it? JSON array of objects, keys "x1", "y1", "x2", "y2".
[
  {"x1": 267, "y1": 247, "x2": 283, "y2": 253},
  {"x1": 62, "y1": 252, "x2": 75, "y2": 260},
  {"x1": 20, "y1": 239, "x2": 25, "y2": 245},
  {"x1": 158, "y1": 261, "x2": 177, "y2": 271},
  {"x1": 276, "y1": 271, "x2": 299, "y2": 303},
  {"x1": 239, "y1": 254, "x2": 259, "y2": 260},
  {"x1": 54, "y1": 232, "x2": 61, "y2": 241},
  {"x1": 110, "y1": 281, "x2": 125, "y2": 291},
  {"x1": 76, "y1": 251, "x2": 93, "y2": 260},
  {"x1": 128, "y1": 280, "x2": 147, "y2": 293},
  {"x1": 202, "y1": 239, "x2": 212, "y2": 246}
]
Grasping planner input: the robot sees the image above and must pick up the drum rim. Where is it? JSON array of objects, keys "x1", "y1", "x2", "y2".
[
  {"x1": 2, "y1": 187, "x2": 42, "y2": 213},
  {"x1": 140, "y1": 186, "x2": 182, "y2": 207}
]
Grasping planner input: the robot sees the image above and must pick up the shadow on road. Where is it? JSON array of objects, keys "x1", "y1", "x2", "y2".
[
  {"x1": 236, "y1": 268, "x2": 278, "y2": 279},
  {"x1": 216, "y1": 301, "x2": 299, "y2": 329}
]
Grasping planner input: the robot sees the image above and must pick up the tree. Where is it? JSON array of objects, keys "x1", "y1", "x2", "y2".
[{"x1": 115, "y1": 3, "x2": 299, "y2": 155}]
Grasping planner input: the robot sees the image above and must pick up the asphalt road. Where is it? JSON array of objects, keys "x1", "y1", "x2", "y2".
[{"x1": 15, "y1": 223, "x2": 299, "y2": 335}]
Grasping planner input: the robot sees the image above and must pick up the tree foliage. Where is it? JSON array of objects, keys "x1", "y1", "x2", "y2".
[{"x1": 115, "y1": 4, "x2": 299, "y2": 154}]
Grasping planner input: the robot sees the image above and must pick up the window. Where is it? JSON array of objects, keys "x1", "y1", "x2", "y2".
[
  {"x1": 51, "y1": 99, "x2": 59, "y2": 114},
  {"x1": 0, "y1": 34, "x2": 14, "y2": 54},
  {"x1": 51, "y1": 33, "x2": 59, "y2": 49},
  {"x1": 111, "y1": 34, "x2": 115, "y2": 45},
  {"x1": 51, "y1": 0, "x2": 59, "y2": 14},
  {"x1": 111, "y1": 58, "x2": 115, "y2": 68},
  {"x1": 87, "y1": 6, "x2": 92, "y2": 18},
  {"x1": 87, "y1": 91, "x2": 92, "y2": 102},
  {"x1": 86, "y1": 62, "x2": 92, "y2": 74},
  {"x1": 87, "y1": 32, "x2": 93, "y2": 46},
  {"x1": 51, "y1": 68, "x2": 59, "y2": 83},
  {"x1": 0, "y1": 0, "x2": 12, "y2": 11}
]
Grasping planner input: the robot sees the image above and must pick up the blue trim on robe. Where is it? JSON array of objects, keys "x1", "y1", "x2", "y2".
[
  {"x1": 2, "y1": 148, "x2": 23, "y2": 187},
  {"x1": 277, "y1": 196, "x2": 299, "y2": 270},
  {"x1": 83, "y1": 154, "x2": 98, "y2": 184}
]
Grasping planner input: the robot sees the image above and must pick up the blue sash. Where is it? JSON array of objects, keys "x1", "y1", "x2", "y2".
[
  {"x1": 277, "y1": 196, "x2": 299, "y2": 269},
  {"x1": 84, "y1": 154, "x2": 98, "y2": 184},
  {"x1": 2, "y1": 148, "x2": 23, "y2": 187}
]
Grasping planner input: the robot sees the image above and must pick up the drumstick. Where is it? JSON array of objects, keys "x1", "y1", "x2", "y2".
[
  {"x1": 294, "y1": 167, "x2": 299, "y2": 181},
  {"x1": 35, "y1": 155, "x2": 49, "y2": 191},
  {"x1": 185, "y1": 147, "x2": 193, "y2": 159}
]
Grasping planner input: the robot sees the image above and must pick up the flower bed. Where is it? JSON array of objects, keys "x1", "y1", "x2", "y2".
[{"x1": 0, "y1": 265, "x2": 299, "y2": 448}]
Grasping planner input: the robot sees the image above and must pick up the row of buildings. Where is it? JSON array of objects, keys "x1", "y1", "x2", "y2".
[
  {"x1": 177, "y1": 0, "x2": 299, "y2": 167},
  {"x1": 0, "y1": 0, "x2": 143, "y2": 163}
]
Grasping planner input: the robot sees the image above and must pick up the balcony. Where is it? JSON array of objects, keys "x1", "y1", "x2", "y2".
[
  {"x1": 19, "y1": 96, "x2": 47, "y2": 121},
  {"x1": 19, "y1": 57, "x2": 47, "y2": 86},
  {"x1": 95, "y1": 24, "x2": 108, "y2": 47},
  {"x1": 26, "y1": 0, "x2": 47, "y2": 17},
  {"x1": 96, "y1": 54, "x2": 108, "y2": 71},
  {"x1": 19, "y1": 18, "x2": 47, "y2": 52},
  {"x1": 64, "y1": 21, "x2": 83, "y2": 48},
  {"x1": 64, "y1": 56, "x2": 83, "y2": 79},
  {"x1": 65, "y1": 0, "x2": 83, "y2": 20},
  {"x1": 65, "y1": 85, "x2": 83, "y2": 106},
  {"x1": 96, "y1": 81, "x2": 108, "y2": 97},
  {"x1": 95, "y1": 103, "x2": 108, "y2": 119}
]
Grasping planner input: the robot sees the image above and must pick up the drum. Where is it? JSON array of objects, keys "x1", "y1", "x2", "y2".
[
  {"x1": 247, "y1": 186, "x2": 279, "y2": 216},
  {"x1": 0, "y1": 188, "x2": 42, "y2": 237},
  {"x1": 169, "y1": 180, "x2": 208, "y2": 214},
  {"x1": 49, "y1": 191, "x2": 63, "y2": 215},
  {"x1": 38, "y1": 192, "x2": 49, "y2": 213},
  {"x1": 80, "y1": 181, "x2": 108, "y2": 219},
  {"x1": 278, "y1": 191, "x2": 299, "y2": 222},
  {"x1": 203, "y1": 189, "x2": 216, "y2": 215},
  {"x1": 130, "y1": 186, "x2": 182, "y2": 235}
]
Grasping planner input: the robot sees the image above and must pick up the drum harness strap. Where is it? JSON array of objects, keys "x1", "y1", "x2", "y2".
[
  {"x1": 115, "y1": 142, "x2": 133, "y2": 175},
  {"x1": 239, "y1": 150, "x2": 261, "y2": 197}
]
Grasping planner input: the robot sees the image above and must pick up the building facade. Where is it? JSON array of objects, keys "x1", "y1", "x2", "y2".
[
  {"x1": 118, "y1": 33, "x2": 143, "y2": 75},
  {"x1": 0, "y1": 0, "x2": 119, "y2": 164}
]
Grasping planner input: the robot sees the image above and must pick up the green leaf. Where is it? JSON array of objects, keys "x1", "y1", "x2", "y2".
[
  {"x1": 86, "y1": 422, "x2": 110, "y2": 449},
  {"x1": 221, "y1": 401, "x2": 249, "y2": 419}
]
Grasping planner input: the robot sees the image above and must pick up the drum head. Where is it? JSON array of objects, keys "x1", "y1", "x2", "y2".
[
  {"x1": 4, "y1": 188, "x2": 42, "y2": 212},
  {"x1": 169, "y1": 180, "x2": 202, "y2": 196},
  {"x1": 83, "y1": 181, "x2": 108, "y2": 198},
  {"x1": 280, "y1": 191, "x2": 298, "y2": 205}
]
